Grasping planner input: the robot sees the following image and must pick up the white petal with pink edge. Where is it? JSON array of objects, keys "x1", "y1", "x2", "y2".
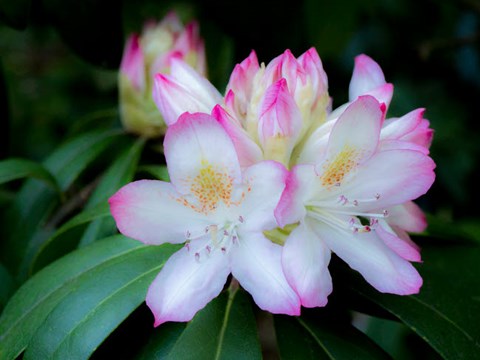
[
  {"x1": 239, "y1": 160, "x2": 287, "y2": 231},
  {"x1": 386, "y1": 202, "x2": 428, "y2": 233},
  {"x1": 337, "y1": 149, "x2": 435, "y2": 212},
  {"x1": 375, "y1": 220, "x2": 421, "y2": 262},
  {"x1": 230, "y1": 231, "x2": 301, "y2": 315},
  {"x1": 164, "y1": 112, "x2": 242, "y2": 194},
  {"x1": 312, "y1": 220, "x2": 423, "y2": 295},
  {"x1": 349, "y1": 54, "x2": 387, "y2": 100},
  {"x1": 120, "y1": 34, "x2": 145, "y2": 91},
  {"x1": 324, "y1": 96, "x2": 384, "y2": 164},
  {"x1": 109, "y1": 180, "x2": 210, "y2": 245},
  {"x1": 213, "y1": 105, "x2": 263, "y2": 168},
  {"x1": 146, "y1": 239, "x2": 230, "y2": 326},
  {"x1": 282, "y1": 220, "x2": 332, "y2": 307}
]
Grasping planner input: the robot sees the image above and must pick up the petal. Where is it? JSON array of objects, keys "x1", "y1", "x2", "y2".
[
  {"x1": 375, "y1": 220, "x2": 421, "y2": 262},
  {"x1": 349, "y1": 54, "x2": 387, "y2": 100},
  {"x1": 153, "y1": 74, "x2": 214, "y2": 125},
  {"x1": 258, "y1": 78, "x2": 302, "y2": 141},
  {"x1": 239, "y1": 160, "x2": 287, "y2": 231},
  {"x1": 212, "y1": 105, "x2": 263, "y2": 167},
  {"x1": 120, "y1": 34, "x2": 145, "y2": 91},
  {"x1": 146, "y1": 239, "x2": 230, "y2": 326},
  {"x1": 297, "y1": 47, "x2": 328, "y2": 96},
  {"x1": 164, "y1": 112, "x2": 242, "y2": 194},
  {"x1": 109, "y1": 180, "x2": 210, "y2": 245},
  {"x1": 363, "y1": 83, "x2": 394, "y2": 109},
  {"x1": 339, "y1": 149, "x2": 436, "y2": 211},
  {"x1": 282, "y1": 220, "x2": 332, "y2": 307},
  {"x1": 275, "y1": 164, "x2": 315, "y2": 227},
  {"x1": 325, "y1": 95, "x2": 384, "y2": 163},
  {"x1": 226, "y1": 50, "x2": 259, "y2": 101},
  {"x1": 386, "y1": 201, "x2": 427, "y2": 233},
  {"x1": 381, "y1": 108, "x2": 425, "y2": 140},
  {"x1": 152, "y1": 59, "x2": 222, "y2": 125},
  {"x1": 312, "y1": 220, "x2": 423, "y2": 295},
  {"x1": 231, "y1": 232, "x2": 300, "y2": 315}
]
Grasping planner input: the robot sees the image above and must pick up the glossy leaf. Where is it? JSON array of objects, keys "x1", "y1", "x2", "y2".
[
  {"x1": 24, "y1": 241, "x2": 177, "y2": 359},
  {"x1": 0, "y1": 129, "x2": 120, "y2": 278},
  {"x1": 0, "y1": 158, "x2": 60, "y2": 192},
  {"x1": 0, "y1": 262, "x2": 13, "y2": 313},
  {"x1": 77, "y1": 137, "x2": 146, "y2": 247},
  {"x1": 348, "y1": 244, "x2": 480, "y2": 360},
  {"x1": 0, "y1": 235, "x2": 177, "y2": 360},
  {"x1": 137, "y1": 165, "x2": 170, "y2": 181},
  {"x1": 275, "y1": 315, "x2": 390, "y2": 360},
  {"x1": 30, "y1": 202, "x2": 111, "y2": 272},
  {"x1": 140, "y1": 286, "x2": 261, "y2": 360}
]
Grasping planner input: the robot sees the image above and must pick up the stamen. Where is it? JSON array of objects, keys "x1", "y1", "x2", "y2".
[
  {"x1": 185, "y1": 230, "x2": 191, "y2": 239},
  {"x1": 221, "y1": 247, "x2": 227, "y2": 254},
  {"x1": 238, "y1": 215, "x2": 244, "y2": 223},
  {"x1": 185, "y1": 242, "x2": 190, "y2": 251},
  {"x1": 206, "y1": 245, "x2": 211, "y2": 254},
  {"x1": 195, "y1": 252, "x2": 200, "y2": 261}
]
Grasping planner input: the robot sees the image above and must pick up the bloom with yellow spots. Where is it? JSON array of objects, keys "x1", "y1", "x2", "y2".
[
  {"x1": 275, "y1": 95, "x2": 436, "y2": 308},
  {"x1": 109, "y1": 112, "x2": 300, "y2": 326}
]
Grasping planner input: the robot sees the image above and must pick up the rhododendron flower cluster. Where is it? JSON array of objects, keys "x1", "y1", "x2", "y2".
[
  {"x1": 119, "y1": 12, "x2": 205, "y2": 137},
  {"x1": 111, "y1": 21, "x2": 435, "y2": 325}
]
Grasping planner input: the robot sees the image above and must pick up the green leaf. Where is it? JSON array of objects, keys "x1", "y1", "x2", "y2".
[
  {"x1": 140, "y1": 286, "x2": 261, "y2": 360},
  {"x1": 0, "y1": 0, "x2": 31, "y2": 29},
  {"x1": 137, "y1": 165, "x2": 170, "y2": 181},
  {"x1": 77, "y1": 137, "x2": 146, "y2": 247},
  {"x1": 0, "y1": 235, "x2": 178, "y2": 360},
  {"x1": 24, "y1": 242, "x2": 177, "y2": 359},
  {"x1": 348, "y1": 244, "x2": 480, "y2": 360},
  {"x1": 0, "y1": 129, "x2": 120, "y2": 278},
  {"x1": 0, "y1": 158, "x2": 60, "y2": 192},
  {"x1": 30, "y1": 202, "x2": 111, "y2": 273},
  {"x1": 0, "y1": 262, "x2": 14, "y2": 313},
  {"x1": 275, "y1": 314, "x2": 390, "y2": 360}
]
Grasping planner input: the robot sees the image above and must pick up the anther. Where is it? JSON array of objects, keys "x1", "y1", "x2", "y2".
[
  {"x1": 382, "y1": 210, "x2": 389, "y2": 217},
  {"x1": 221, "y1": 247, "x2": 227, "y2": 254},
  {"x1": 375, "y1": 193, "x2": 381, "y2": 200},
  {"x1": 338, "y1": 195, "x2": 348, "y2": 205},
  {"x1": 223, "y1": 229, "x2": 229, "y2": 236},
  {"x1": 195, "y1": 252, "x2": 200, "y2": 261},
  {"x1": 232, "y1": 235, "x2": 238, "y2": 244},
  {"x1": 206, "y1": 245, "x2": 211, "y2": 254},
  {"x1": 185, "y1": 242, "x2": 190, "y2": 251},
  {"x1": 352, "y1": 200, "x2": 359, "y2": 206},
  {"x1": 238, "y1": 215, "x2": 244, "y2": 223},
  {"x1": 185, "y1": 230, "x2": 191, "y2": 239}
]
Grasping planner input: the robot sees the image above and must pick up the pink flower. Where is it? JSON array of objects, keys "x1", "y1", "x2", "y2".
[
  {"x1": 109, "y1": 113, "x2": 300, "y2": 326},
  {"x1": 275, "y1": 96, "x2": 436, "y2": 308},
  {"x1": 119, "y1": 12, "x2": 206, "y2": 137}
]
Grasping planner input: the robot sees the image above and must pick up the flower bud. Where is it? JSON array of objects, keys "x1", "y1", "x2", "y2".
[{"x1": 119, "y1": 12, "x2": 206, "y2": 137}]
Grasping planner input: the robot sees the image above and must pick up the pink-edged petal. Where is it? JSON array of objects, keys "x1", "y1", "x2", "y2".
[
  {"x1": 386, "y1": 201, "x2": 428, "y2": 233},
  {"x1": 146, "y1": 239, "x2": 230, "y2": 326},
  {"x1": 164, "y1": 112, "x2": 242, "y2": 194},
  {"x1": 258, "y1": 79, "x2": 302, "y2": 142},
  {"x1": 153, "y1": 73, "x2": 215, "y2": 125},
  {"x1": 363, "y1": 83, "x2": 394, "y2": 109},
  {"x1": 319, "y1": 96, "x2": 384, "y2": 175},
  {"x1": 349, "y1": 54, "x2": 387, "y2": 100},
  {"x1": 339, "y1": 149, "x2": 436, "y2": 211},
  {"x1": 226, "y1": 50, "x2": 259, "y2": 102},
  {"x1": 239, "y1": 160, "x2": 287, "y2": 231},
  {"x1": 378, "y1": 139, "x2": 430, "y2": 154},
  {"x1": 313, "y1": 220, "x2": 423, "y2": 295},
  {"x1": 231, "y1": 232, "x2": 300, "y2": 315},
  {"x1": 120, "y1": 34, "x2": 145, "y2": 91},
  {"x1": 169, "y1": 58, "x2": 222, "y2": 103},
  {"x1": 263, "y1": 50, "x2": 302, "y2": 93},
  {"x1": 382, "y1": 108, "x2": 425, "y2": 140},
  {"x1": 109, "y1": 180, "x2": 209, "y2": 245},
  {"x1": 297, "y1": 47, "x2": 328, "y2": 96},
  {"x1": 212, "y1": 105, "x2": 263, "y2": 167},
  {"x1": 375, "y1": 220, "x2": 421, "y2": 262},
  {"x1": 275, "y1": 164, "x2": 316, "y2": 227},
  {"x1": 282, "y1": 220, "x2": 332, "y2": 307},
  {"x1": 401, "y1": 119, "x2": 434, "y2": 149}
]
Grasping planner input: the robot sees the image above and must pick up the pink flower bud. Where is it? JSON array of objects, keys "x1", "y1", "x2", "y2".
[{"x1": 119, "y1": 11, "x2": 206, "y2": 138}]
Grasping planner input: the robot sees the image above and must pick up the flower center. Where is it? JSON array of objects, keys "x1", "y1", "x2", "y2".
[
  {"x1": 320, "y1": 147, "x2": 358, "y2": 187},
  {"x1": 184, "y1": 215, "x2": 245, "y2": 262}
]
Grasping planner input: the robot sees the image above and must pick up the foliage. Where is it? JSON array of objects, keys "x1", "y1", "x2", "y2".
[{"x1": 0, "y1": 0, "x2": 479, "y2": 358}]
